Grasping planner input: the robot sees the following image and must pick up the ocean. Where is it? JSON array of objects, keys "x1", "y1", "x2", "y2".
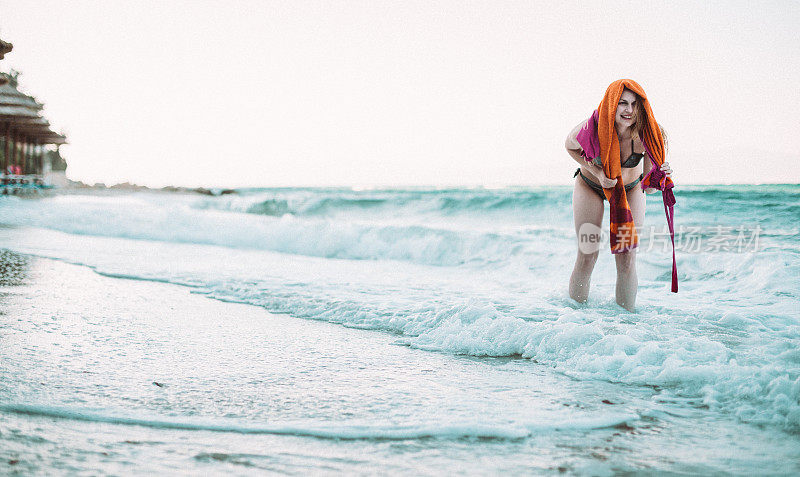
[{"x1": 1, "y1": 185, "x2": 798, "y2": 475}]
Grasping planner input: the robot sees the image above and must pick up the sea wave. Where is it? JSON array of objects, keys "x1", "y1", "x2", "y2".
[
  {"x1": 0, "y1": 404, "x2": 637, "y2": 440},
  {"x1": 178, "y1": 184, "x2": 800, "y2": 224},
  {"x1": 3, "y1": 233, "x2": 800, "y2": 434},
  {"x1": 0, "y1": 193, "x2": 570, "y2": 267},
  {"x1": 1, "y1": 187, "x2": 799, "y2": 434},
  {"x1": 200, "y1": 286, "x2": 800, "y2": 434},
  {"x1": 189, "y1": 187, "x2": 570, "y2": 218}
]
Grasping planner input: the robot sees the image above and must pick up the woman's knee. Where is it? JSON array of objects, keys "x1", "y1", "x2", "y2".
[
  {"x1": 615, "y1": 251, "x2": 636, "y2": 273},
  {"x1": 576, "y1": 251, "x2": 599, "y2": 270}
]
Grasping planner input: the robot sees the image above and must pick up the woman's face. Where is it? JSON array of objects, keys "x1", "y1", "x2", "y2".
[{"x1": 615, "y1": 89, "x2": 637, "y2": 132}]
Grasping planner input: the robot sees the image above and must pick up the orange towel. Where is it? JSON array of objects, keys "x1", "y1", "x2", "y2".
[{"x1": 596, "y1": 79, "x2": 668, "y2": 254}]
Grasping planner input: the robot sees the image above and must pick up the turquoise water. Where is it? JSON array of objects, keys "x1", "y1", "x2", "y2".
[{"x1": 1, "y1": 184, "x2": 798, "y2": 474}]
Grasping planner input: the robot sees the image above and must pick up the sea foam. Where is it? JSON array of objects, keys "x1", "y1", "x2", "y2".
[
  {"x1": 1, "y1": 187, "x2": 798, "y2": 433},
  {"x1": 0, "y1": 404, "x2": 637, "y2": 440}
]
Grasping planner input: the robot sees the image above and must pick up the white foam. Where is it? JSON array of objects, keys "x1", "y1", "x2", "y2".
[
  {"x1": 1, "y1": 190, "x2": 799, "y2": 433},
  {"x1": 0, "y1": 193, "x2": 566, "y2": 267},
  {"x1": 0, "y1": 404, "x2": 636, "y2": 440}
]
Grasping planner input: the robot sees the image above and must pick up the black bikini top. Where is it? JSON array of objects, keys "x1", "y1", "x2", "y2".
[
  {"x1": 622, "y1": 139, "x2": 645, "y2": 168},
  {"x1": 591, "y1": 139, "x2": 644, "y2": 168}
]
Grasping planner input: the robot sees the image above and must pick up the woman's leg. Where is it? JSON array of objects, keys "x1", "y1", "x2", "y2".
[
  {"x1": 569, "y1": 175, "x2": 604, "y2": 303},
  {"x1": 614, "y1": 184, "x2": 646, "y2": 311}
]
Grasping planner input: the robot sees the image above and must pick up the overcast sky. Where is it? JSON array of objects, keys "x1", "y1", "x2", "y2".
[{"x1": 1, "y1": 0, "x2": 798, "y2": 188}]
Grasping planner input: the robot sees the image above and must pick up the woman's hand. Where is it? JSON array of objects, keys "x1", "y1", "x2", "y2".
[
  {"x1": 643, "y1": 162, "x2": 672, "y2": 193},
  {"x1": 598, "y1": 175, "x2": 618, "y2": 189},
  {"x1": 661, "y1": 162, "x2": 673, "y2": 178},
  {"x1": 587, "y1": 163, "x2": 618, "y2": 188}
]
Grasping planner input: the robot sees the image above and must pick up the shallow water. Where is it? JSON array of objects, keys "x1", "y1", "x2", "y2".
[{"x1": 1, "y1": 185, "x2": 799, "y2": 474}]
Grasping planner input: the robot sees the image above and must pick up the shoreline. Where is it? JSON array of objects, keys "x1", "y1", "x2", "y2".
[
  {"x1": 0, "y1": 250, "x2": 614, "y2": 474},
  {"x1": 63, "y1": 180, "x2": 238, "y2": 196},
  {"x1": 2, "y1": 238, "x2": 799, "y2": 474}
]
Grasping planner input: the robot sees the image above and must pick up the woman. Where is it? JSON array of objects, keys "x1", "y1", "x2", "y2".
[{"x1": 564, "y1": 79, "x2": 674, "y2": 311}]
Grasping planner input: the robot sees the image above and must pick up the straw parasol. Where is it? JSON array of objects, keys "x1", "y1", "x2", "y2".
[
  {"x1": 0, "y1": 39, "x2": 12, "y2": 86},
  {"x1": 0, "y1": 78, "x2": 67, "y2": 145},
  {"x1": 0, "y1": 39, "x2": 11, "y2": 60}
]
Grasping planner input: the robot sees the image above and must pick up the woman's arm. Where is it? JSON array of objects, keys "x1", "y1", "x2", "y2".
[
  {"x1": 565, "y1": 119, "x2": 587, "y2": 162},
  {"x1": 566, "y1": 120, "x2": 617, "y2": 187},
  {"x1": 565, "y1": 120, "x2": 599, "y2": 176}
]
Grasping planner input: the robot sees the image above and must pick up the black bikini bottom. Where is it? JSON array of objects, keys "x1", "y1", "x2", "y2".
[{"x1": 574, "y1": 168, "x2": 643, "y2": 202}]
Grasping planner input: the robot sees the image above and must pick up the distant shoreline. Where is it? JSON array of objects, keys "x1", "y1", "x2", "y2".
[
  {"x1": 57, "y1": 181, "x2": 800, "y2": 196},
  {"x1": 65, "y1": 179, "x2": 237, "y2": 196}
]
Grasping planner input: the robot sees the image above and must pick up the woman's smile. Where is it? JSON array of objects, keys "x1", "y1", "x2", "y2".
[{"x1": 615, "y1": 89, "x2": 638, "y2": 131}]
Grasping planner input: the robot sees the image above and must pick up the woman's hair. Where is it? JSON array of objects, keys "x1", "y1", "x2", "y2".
[
  {"x1": 629, "y1": 89, "x2": 647, "y2": 140},
  {"x1": 628, "y1": 89, "x2": 668, "y2": 155}
]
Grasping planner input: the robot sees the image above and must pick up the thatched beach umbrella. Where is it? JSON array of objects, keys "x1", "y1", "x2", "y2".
[
  {"x1": 0, "y1": 38, "x2": 67, "y2": 176},
  {"x1": 0, "y1": 79, "x2": 44, "y2": 111},
  {"x1": 0, "y1": 75, "x2": 67, "y2": 174},
  {"x1": 0, "y1": 39, "x2": 11, "y2": 86},
  {"x1": 0, "y1": 39, "x2": 11, "y2": 60}
]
